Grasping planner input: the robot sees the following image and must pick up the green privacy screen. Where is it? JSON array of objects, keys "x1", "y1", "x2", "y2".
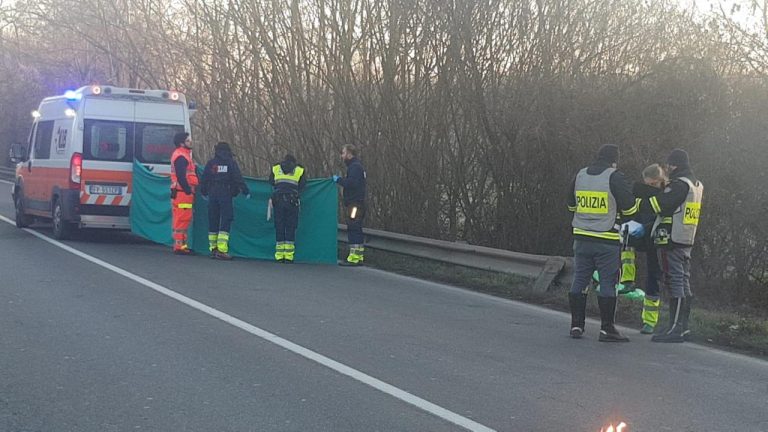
[{"x1": 130, "y1": 161, "x2": 338, "y2": 264}]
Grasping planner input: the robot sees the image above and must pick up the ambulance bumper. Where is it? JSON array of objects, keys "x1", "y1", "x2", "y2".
[{"x1": 79, "y1": 215, "x2": 131, "y2": 230}]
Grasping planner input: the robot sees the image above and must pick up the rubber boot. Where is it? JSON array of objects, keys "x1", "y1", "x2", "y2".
[
  {"x1": 681, "y1": 296, "x2": 693, "y2": 341},
  {"x1": 598, "y1": 296, "x2": 629, "y2": 342},
  {"x1": 568, "y1": 293, "x2": 587, "y2": 338},
  {"x1": 652, "y1": 297, "x2": 685, "y2": 343}
]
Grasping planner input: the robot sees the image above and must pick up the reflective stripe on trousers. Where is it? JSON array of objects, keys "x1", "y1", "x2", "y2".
[{"x1": 347, "y1": 244, "x2": 365, "y2": 263}]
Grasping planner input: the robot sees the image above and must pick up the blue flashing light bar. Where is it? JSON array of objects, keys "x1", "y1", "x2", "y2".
[{"x1": 64, "y1": 90, "x2": 82, "y2": 101}]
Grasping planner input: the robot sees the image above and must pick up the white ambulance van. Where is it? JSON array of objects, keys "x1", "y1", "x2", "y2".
[{"x1": 12, "y1": 85, "x2": 192, "y2": 239}]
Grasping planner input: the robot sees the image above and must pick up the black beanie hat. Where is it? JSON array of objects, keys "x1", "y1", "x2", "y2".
[
  {"x1": 597, "y1": 144, "x2": 619, "y2": 164},
  {"x1": 667, "y1": 148, "x2": 689, "y2": 167},
  {"x1": 215, "y1": 141, "x2": 231, "y2": 152}
]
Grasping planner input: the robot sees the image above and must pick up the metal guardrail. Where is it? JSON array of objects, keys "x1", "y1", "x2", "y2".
[
  {"x1": 338, "y1": 224, "x2": 567, "y2": 292},
  {"x1": 2, "y1": 163, "x2": 569, "y2": 289},
  {"x1": 0, "y1": 166, "x2": 15, "y2": 181}
]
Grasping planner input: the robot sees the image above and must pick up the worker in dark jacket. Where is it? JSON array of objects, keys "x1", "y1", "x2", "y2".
[
  {"x1": 567, "y1": 144, "x2": 639, "y2": 342},
  {"x1": 646, "y1": 149, "x2": 703, "y2": 343},
  {"x1": 333, "y1": 144, "x2": 367, "y2": 266},
  {"x1": 622, "y1": 163, "x2": 667, "y2": 334},
  {"x1": 269, "y1": 154, "x2": 306, "y2": 263},
  {"x1": 200, "y1": 142, "x2": 250, "y2": 260}
]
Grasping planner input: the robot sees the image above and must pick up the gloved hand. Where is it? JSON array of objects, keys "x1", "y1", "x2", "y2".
[
  {"x1": 332, "y1": 175, "x2": 341, "y2": 183},
  {"x1": 621, "y1": 221, "x2": 645, "y2": 238},
  {"x1": 201, "y1": 195, "x2": 209, "y2": 201},
  {"x1": 630, "y1": 223, "x2": 645, "y2": 238},
  {"x1": 245, "y1": 194, "x2": 251, "y2": 200}
]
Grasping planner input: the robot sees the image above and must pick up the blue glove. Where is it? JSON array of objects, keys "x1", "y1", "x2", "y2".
[
  {"x1": 621, "y1": 221, "x2": 645, "y2": 238},
  {"x1": 245, "y1": 194, "x2": 251, "y2": 200},
  {"x1": 332, "y1": 175, "x2": 341, "y2": 183}
]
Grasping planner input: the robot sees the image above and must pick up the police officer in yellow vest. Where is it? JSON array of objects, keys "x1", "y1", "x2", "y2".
[
  {"x1": 567, "y1": 144, "x2": 639, "y2": 342},
  {"x1": 269, "y1": 154, "x2": 306, "y2": 263},
  {"x1": 646, "y1": 149, "x2": 703, "y2": 343}
]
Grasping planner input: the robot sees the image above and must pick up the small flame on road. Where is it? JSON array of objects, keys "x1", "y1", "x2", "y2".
[{"x1": 600, "y1": 422, "x2": 627, "y2": 432}]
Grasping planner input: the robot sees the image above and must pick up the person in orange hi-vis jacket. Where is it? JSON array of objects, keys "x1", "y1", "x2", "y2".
[{"x1": 170, "y1": 132, "x2": 199, "y2": 255}]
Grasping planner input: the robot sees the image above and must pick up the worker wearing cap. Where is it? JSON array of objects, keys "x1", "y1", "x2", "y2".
[
  {"x1": 647, "y1": 149, "x2": 703, "y2": 343},
  {"x1": 567, "y1": 144, "x2": 639, "y2": 342}
]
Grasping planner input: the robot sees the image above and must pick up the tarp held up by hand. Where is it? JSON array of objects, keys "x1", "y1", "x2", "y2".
[{"x1": 130, "y1": 161, "x2": 338, "y2": 264}]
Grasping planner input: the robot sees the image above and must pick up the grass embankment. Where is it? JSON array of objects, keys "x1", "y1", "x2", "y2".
[{"x1": 354, "y1": 247, "x2": 768, "y2": 358}]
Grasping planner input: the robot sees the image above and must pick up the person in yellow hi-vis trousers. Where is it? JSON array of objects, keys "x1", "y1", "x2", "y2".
[
  {"x1": 269, "y1": 154, "x2": 306, "y2": 263},
  {"x1": 200, "y1": 142, "x2": 250, "y2": 260},
  {"x1": 333, "y1": 144, "x2": 367, "y2": 266},
  {"x1": 629, "y1": 164, "x2": 667, "y2": 334}
]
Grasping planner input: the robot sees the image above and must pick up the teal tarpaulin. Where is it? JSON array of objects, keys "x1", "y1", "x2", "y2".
[{"x1": 130, "y1": 161, "x2": 338, "y2": 264}]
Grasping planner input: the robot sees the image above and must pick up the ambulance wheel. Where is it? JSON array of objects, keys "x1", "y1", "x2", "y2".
[
  {"x1": 52, "y1": 199, "x2": 76, "y2": 240},
  {"x1": 14, "y1": 192, "x2": 32, "y2": 228}
]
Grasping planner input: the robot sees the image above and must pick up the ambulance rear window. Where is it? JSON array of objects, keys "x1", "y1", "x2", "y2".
[
  {"x1": 136, "y1": 123, "x2": 184, "y2": 164},
  {"x1": 84, "y1": 120, "x2": 132, "y2": 162}
]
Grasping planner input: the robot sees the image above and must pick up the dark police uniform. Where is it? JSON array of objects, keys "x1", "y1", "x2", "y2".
[
  {"x1": 269, "y1": 156, "x2": 306, "y2": 262},
  {"x1": 566, "y1": 144, "x2": 638, "y2": 341},
  {"x1": 200, "y1": 142, "x2": 249, "y2": 259},
  {"x1": 336, "y1": 156, "x2": 367, "y2": 265}
]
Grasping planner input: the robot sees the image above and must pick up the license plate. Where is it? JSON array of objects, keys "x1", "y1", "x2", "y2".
[{"x1": 89, "y1": 185, "x2": 122, "y2": 195}]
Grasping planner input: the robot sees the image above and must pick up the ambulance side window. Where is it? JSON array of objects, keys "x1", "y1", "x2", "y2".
[{"x1": 33, "y1": 121, "x2": 54, "y2": 160}]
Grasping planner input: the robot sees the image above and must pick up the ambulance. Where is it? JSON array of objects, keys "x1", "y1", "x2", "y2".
[{"x1": 11, "y1": 85, "x2": 193, "y2": 239}]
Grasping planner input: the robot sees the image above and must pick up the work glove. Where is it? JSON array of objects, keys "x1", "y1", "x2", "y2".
[
  {"x1": 621, "y1": 221, "x2": 645, "y2": 238},
  {"x1": 332, "y1": 175, "x2": 341, "y2": 183},
  {"x1": 245, "y1": 194, "x2": 251, "y2": 200}
]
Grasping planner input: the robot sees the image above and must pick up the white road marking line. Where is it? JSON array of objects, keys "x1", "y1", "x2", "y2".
[{"x1": 0, "y1": 213, "x2": 497, "y2": 432}]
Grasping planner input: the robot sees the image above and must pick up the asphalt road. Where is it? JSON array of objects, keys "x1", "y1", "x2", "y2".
[{"x1": 1, "y1": 181, "x2": 767, "y2": 432}]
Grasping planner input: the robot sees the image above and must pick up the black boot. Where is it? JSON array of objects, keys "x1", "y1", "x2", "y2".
[
  {"x1": 568, "y1": 293, "x2": 587, "y2": 338},
  {"x1": 681, "y1": 296, "x2": 693, "y2": 341},
  {"x1": 597, "y1": 296, "x2": 629, "y2": 342},
  {"x1": 652, "y1": 297, "x2": 685, "y2": 343}
]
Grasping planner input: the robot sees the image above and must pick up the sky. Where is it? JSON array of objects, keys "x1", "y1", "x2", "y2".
[{"x1": 683, "y1": 0, "x2": 762, "y2": 28}]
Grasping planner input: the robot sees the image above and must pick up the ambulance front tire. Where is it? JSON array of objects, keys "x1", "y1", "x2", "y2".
[
  {"x1": 52, "y1": 198, "x2": 77, "y2": 240},
  {"x1": 14, "y1": 192, "x2": 32, "y2": 228}
]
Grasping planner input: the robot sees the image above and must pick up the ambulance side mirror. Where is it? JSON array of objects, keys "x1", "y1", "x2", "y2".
[
  {"x1": 9, "y1": 143, "x2": 27, "y2": 163},
  {"x1": 188, "y1": 101, "x2": 197, "y2": 118}
]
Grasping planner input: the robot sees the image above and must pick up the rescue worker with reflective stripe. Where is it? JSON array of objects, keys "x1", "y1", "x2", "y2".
[
  {"x1": 567, "y1": 144, "x2": 638, "y2": 342},
  {"x1": 334, "y1": 144, "x2": 367, "y2": 266},
  {"x1": 645, "y1": 149, "x2": 703, "y2": 343},
  {"x1": 170, "y1": 132, "x2": 199, "y2": 255},
  {"x1": 631, "y1": 164, "x2": 667, "y2": 334},
  {"x1": 200, "y1": 142, "x2": 250, "y2": 260},
  {"x1": 269, "y1": 153, "x2": 306, "y2": 263}
]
